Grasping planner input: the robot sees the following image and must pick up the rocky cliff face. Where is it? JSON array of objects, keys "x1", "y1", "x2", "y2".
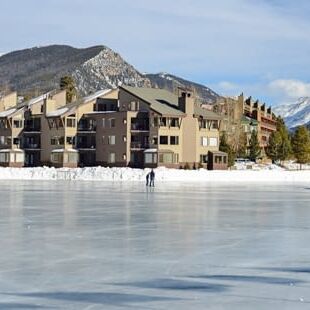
[{"x1": 0, "y1": 44, "x2": 219, "y2": 103}]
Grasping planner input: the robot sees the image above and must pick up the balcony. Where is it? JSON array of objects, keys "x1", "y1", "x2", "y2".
[
  {"x1": 77, "y1": 143, "x2": 96, "y2": 150},
  {"x1": 130, "y1": 142, "x2": 150, "y2": 150},
  {"x1": 23, "y1": 126, "x2": 41, "y2": 133},
  {"x1": 23, "y1": 143, "x2": 41, "y2": 150},
  {"x1": 77, "y1": 125, "x2": 96, "y2": 132}
]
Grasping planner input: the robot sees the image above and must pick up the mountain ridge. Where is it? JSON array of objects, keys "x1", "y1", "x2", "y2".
[
  {"x1": 0, "y1": 44, "x2": 219, "y2": 103},
  {"x1": 273, "y1": 97, "x2": 310, "y2": 129}
]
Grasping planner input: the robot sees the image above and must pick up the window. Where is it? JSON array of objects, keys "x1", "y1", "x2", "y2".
[
  {"x1": 160, "y1": 136, "x2": 168, "y2": 145},
  {"x1": 212, "y1": 121, "x2": 218, "y2": 129},
  {"x1": 152, "y1": 136, "x2": 158, "y2": 145},
  {"x1": 160, "y1": 117, "x2": 167, "y2": 127},
  {"x1": 110, "y1": 118, "x2": 115, "y2": 128},
  {"x1": 170, "y1": 118, "x2": 179, "y2": 127},
  {"x1": 159, "y1": 153, "x2": 173, "y2": 163},
  {"x1": 66, "y1": 136, "x2": 75, "y2": 144},
  {"x1": 0, "y1": 153, "x2": 9, "y2": 163},
  {"x1": 13, "y1": 138, "x2": 20, "y2": 145},
  {"x1": 0, "y1": 119, "x2": 7, "y2": 129},
  {"x1": 200, "y1": 119, "x2": 207, "y2": 129},
  {"x1": 153, "y1": 117, "x2": 159, "y2": 127},
  {"x1": 130, "y1": 101, "x2": 139, "y2": 111},
  {"x1": 200, "y1": 154, "x2": 208, "y2": 163},
  {"x1": 108, "y1": 135, "x2": 116, "y2": 145},
  {"x1": 174, "y1": 153, "x2": 179, "y2": 163},
  {"x1": 109, "y1": 152, "x2": 116, "y2": 163},
  {"x1": 13, "y1": 120, "x2": 23, "y2": 128},
  {"x1": 122, "y1": 136, "x2": 127, "y2": 142},
  {"x1": 102, "y1": 136, "x2": 105, "y2": 144},
  {"x1": 170, "y1": 136, "x2": 179, "y2": 145},
  {"x1": 215, "y1": 156, "x2": 223, "y2": 164},
  {"x1": 145, "y1": 153, "x2": 157, "y2": 164},
  {"x1": 0, "y1": 136, "x2": 5, "y2": 146},
  {"x1": 66, "y1": 118, "x2": 76, "y2": 128},
  {"x1": 123, "y1": 118, "x2": 127, "y2": 124},
  {"x1": 122, "y1": 153, "x2": 127, "y2": 160},
  {"x1": 209, "y1": 137, "x2": 218, "y2": 147},
  {"x1": 51, "y1": 137, "x2": 64, "y2": 145},
  {"x1": 51, "y1": 153, "x2": 63, "y2": 163},
  {"x1": 102, "y1": 119, "x2": 105, "y2": 128},
  {"x1": 201, "y1": 137, "x2": 208, "y2": 146}
]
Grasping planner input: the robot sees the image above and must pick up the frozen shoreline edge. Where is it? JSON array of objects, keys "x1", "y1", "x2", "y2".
[{"x1": 0, "y1": 167, "x2": 310, "y2": 183}]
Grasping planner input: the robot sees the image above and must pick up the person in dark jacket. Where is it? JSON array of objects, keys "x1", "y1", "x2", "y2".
[
  {"x1": 146, "y1": 172, "x2": 150, "y2": 186},
  {"x1": 150, "y1": 169, "x2": 155, "y2": 187}
]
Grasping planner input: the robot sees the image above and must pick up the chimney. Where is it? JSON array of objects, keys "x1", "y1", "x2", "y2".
[{"x1": 178, "y1": 88, "x2": 194, "y2": 115}]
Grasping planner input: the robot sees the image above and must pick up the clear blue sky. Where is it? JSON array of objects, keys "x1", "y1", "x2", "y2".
[{"x1": 1, "y1": 0, "x2": 310, "y2": 106}]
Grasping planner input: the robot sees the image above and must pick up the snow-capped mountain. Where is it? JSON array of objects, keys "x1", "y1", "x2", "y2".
[
  {"x1": 0, "y1": 45, "x2": 219, "y2": 103},
  {"x1": 273, "y1": 97, "x2": 310, "y2": 129}
]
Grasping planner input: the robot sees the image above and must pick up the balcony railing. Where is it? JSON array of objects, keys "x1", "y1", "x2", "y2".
[
  {"x1": 130, "y1": 124, "x2": 149, "y2": 131},
  {"x1": 24, "y1": 126, "x2": 41, "y2": 132},
  {"x1": 130, "y1": 142, "x2": 150, "y2": 149},
  {"x1": 77, "y1": 143, "x2": 96, "y2": 149},
  {"x1": 77, "y1": 126, "x2": 97, "y2": 132},
  {"x1": 23, "y1": 143, "x2": 41, "y2": 149}
]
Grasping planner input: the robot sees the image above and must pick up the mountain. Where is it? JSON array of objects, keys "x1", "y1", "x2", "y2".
[
  {"x1": 146, "y1": 73, "x2": 219, "y2": 104},
  {"x1": 273, "y1": 97, "x2": 310, "y2": 129},
  {"x1": 0, "y1": 45, "x2": 219, "y2": 103}
]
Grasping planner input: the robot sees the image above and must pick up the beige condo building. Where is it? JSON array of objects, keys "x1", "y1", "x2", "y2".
[{"x1": 0, "y1": 86, "x2": 227, "y2": 169}]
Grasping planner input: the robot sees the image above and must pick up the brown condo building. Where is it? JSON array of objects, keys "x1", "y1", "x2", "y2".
[
  {"x1": 214, "y1": 94, "x2": 277, "y2": 157},
  {"x1": 0, "y1": 85, "x2": 227, "y2": 169}
]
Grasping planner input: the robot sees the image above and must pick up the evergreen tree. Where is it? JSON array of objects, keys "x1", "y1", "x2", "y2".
[
  {"x1": 277, "y1": 117, "x2": 292, "y2": 162},
  {"x1": 237, "y1": 132, "x2": 248, "y2": 158},
  {"x1": 60, "y1": 76, "x2": 77, "y2": 103},
  {"x1": 292, "y1": 126, "x2": 310, "y2": 169},
  {"x1": 248, "y1": 130, "x2": 261, "y2": 162},
  {"x1": 266, "y1": 131, "x2": 282, "y2": 162},
  {"x1": 219, "y1": 132, "x2": 235, "y2": 167}
]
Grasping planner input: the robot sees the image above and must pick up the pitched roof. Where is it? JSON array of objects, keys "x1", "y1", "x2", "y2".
[
  {"x1": 120, "y1": 85, "x2": 185, "y2": 117},
  {"x1": 46, "y1": 89, "x2": 113, "y2": 118},
  {"x1": 194, "y1": 104, "x2": 223, "y2": 120}
]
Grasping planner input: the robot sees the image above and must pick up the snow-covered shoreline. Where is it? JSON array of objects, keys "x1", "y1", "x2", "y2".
[{"x1": 0, "y1": 166, "x2": 310, "y2": 183}]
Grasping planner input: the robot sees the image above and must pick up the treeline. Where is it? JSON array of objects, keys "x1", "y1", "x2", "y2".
[{"x1": 220, "y1": 117, "x2": 310, "y2": 169}]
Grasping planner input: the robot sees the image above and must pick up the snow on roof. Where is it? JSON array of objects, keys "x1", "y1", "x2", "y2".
[
  {"x1": 85, "y1": 111, "x2": 116, "y2": 115},
  {"x1": 0, "y1": 148, "x2": 24, "y2": 153},
  {"x1": 51, "y1": 148, "x2": 78, "y2": 153},
  {"x1": 0, "y1": 108, "x2": 17, "y2": 117},
  {"x1": 46, "y1": 107, "x2": 69, "y2": 117},
  {"x1": 144, "y1": 149, "x2": 158, "y2": 153},
  {"x1": 83, "y1": 89, "x2": 112, "y2": 103}
]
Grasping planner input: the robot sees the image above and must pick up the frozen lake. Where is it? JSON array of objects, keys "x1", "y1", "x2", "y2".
[{"x1": 0, "y1": 181, "x2": 310, "y2": 309}]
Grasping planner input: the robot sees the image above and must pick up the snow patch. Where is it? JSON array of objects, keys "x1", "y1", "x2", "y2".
[{"x1": 0, "y1": 166, "x2": 309, "y2": 182}]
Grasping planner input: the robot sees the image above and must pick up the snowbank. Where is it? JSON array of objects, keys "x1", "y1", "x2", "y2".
[{"x1": 0, "y1": 166, "x2": 310, "y2": 183}]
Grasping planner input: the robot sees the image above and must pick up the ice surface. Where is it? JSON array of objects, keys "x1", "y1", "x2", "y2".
[{"x1": 0, "y1": 181, "x2": 310, "y2": 309}]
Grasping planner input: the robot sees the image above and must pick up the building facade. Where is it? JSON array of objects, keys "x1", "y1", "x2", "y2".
[
  {"x1": 0, "y1": 86, "x2": 227, "y2": 169},
  {"x1": 214, "y1": 94, "x2": 277, "y2": 157}
]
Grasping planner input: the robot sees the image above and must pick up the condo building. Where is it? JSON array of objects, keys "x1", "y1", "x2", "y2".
[
  {"x1": 0, "y1": 86, "x2": 227, "y2": 169},
  {"x1": 213, "y1": 93, "x2": 277, "y2": 155}
]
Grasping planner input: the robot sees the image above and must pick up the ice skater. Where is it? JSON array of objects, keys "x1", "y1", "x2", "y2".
[
  {"x1": 146, "y1": 172, "x2": 150, "y2": 186},
  {"x1": 149, "y1": 169, "x2": 155, "y2": 187}
]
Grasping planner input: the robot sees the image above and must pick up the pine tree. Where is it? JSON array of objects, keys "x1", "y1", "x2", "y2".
[
  {"x1": 60, "y1": 76, "x2": 77, "y2": 103},
  {"x1": 277, "y1": 117, "x2": 292, "y2": 162},
  {"x1": 248, "y1": 130, "x2": 261, "y2": 162},
  {"x1": 219, "y1": 132, "x2": 235, "y2": 167},
  {"x1": 237, "y1": 132, "x2": 247, "y2": 158},
  {"x1": 266, "y1": 131, "x2": 282, "y2": 162},
  {"x1": 292, "y1": 126, "x2": 310, "y2": 169}
]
